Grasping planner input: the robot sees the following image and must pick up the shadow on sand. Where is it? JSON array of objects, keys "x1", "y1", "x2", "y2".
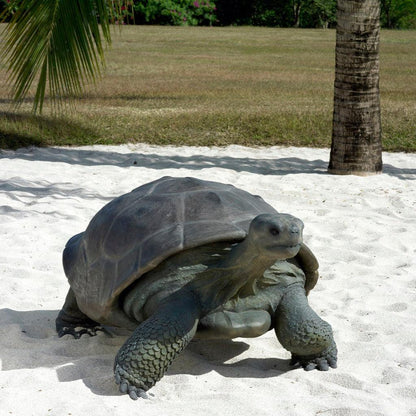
[
  {"x1": 1, "y1": 145, "x2": 328, "y2": 175},
  {"x1": 0, "y1": 308, "x2": 291, "y2": 398},
  {"x1": 1, "y1": 145, "x2": 414, "y2": 179}
]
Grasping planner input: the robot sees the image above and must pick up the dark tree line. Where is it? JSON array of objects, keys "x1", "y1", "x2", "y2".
[
  {"x1": 215, "y1": 0, "x2": 415, "y2": 28},
  {"x1": 1, "y1": 0, "x2": 415, "y2": 28},
  {"x1": 215, "y1": 0, "x2": 337, "y2": 28}
]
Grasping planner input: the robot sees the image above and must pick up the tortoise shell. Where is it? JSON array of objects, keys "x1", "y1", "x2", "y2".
[{"x1": 63, "y1": 176, "x2": 316, "y2": 323}]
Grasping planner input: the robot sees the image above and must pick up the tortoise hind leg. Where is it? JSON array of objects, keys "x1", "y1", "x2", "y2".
[{"x1": 56, "y1": 288, "x2": 103, "y2": 338}]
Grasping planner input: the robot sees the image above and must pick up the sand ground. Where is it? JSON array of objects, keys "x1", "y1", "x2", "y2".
[{"x1": 0, "y1": 144, "x2": 415, "y2": 416}]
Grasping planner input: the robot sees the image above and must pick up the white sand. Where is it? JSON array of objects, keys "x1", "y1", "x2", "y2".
[{"x1": 0, "y1": 144, "x2": 415, "y2": 416}]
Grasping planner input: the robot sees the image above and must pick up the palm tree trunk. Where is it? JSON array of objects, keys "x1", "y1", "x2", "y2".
[{"x1": 328, "y1": 0, "x2": 382, "y2": 176}]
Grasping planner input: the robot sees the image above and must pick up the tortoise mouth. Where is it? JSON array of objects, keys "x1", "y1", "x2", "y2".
[
  {"x1": 267, "y1": 243, "x2": 301, "y2": 249},
  {"x1": 265, "y1": 243, "x2": 301, "y2": 258}
]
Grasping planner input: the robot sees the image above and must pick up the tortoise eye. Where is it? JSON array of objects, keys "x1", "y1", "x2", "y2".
[{"x1": 270, "y1": 228, "x2": 279, "y2": 236}]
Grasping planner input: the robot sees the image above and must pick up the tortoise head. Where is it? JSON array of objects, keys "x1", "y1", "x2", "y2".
[{"x1": 247, "y1": 213, "x2": 304, "y2": 260}]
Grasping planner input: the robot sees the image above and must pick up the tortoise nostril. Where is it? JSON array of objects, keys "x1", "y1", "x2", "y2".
[
  {"x1": 270, "y1": 227, "x2": 280, "y2": 236},
  {"x1": 290, "y1": 225, "x2": 300, "y2": 234}
]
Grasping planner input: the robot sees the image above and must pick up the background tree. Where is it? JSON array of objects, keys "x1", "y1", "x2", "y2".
[
  {"x1": 380, "y1": 0, "x2": 416, "y2": 28},
  {"x1": 0, "y1": 0, "x2": 117, "y2": 113},
  {"x1": 328, "y1": 0, "x2": 382, "y2": 175},
  {"x1": 302, "y1": 0, "x2": 337, "y2": 28},
  {"x1": 214, "y1": 0, "x2": 253, "y2": 25},
  {"x1": 133, "y1": 0, "x2": 217, "y2": 26}
]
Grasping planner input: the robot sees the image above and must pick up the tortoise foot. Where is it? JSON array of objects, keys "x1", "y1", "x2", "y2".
[
  {"x1": 57, "y1": 323, "x2": 104, "y2": 339},
  {"x1": 290, "y1": 341, "x2": 338, "y2": 371},
  {"x1": 114, "y1": 363, "x2": 149, "y2": 400},
  {"x1": 56, "y1": 288, "x2": 103, "y2": 338},
  {"x1": 56, "y1": 307, "x2": 103, "y2": 338}
]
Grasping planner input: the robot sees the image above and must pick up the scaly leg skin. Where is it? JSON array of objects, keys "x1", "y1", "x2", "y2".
[
  {"x1": 56, "y1": 289, "x2": 103, "y2": 338},
  {"x1": 274, "y1": 284, "x2": 337, "y2": 371},
  {"x1": 114, "y1": 292, "x2": 200, "y2": 400}
]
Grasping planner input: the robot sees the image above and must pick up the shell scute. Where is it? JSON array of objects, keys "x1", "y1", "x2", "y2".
[{"x1": 102, "y1": 195, "x2": 180, "y2": 260}]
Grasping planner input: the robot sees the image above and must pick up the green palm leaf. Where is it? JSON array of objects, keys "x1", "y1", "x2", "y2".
[{"x1": 1, "y1": 0, "x2": 116, "y2": 113}]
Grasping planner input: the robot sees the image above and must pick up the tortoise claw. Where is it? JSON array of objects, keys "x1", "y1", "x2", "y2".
[
  {"x1": 114, "y1": 366, "x2": 148, "y2": 400},
  {"x1": 290, "y1": 343, "x2": 338, "y2": 371},
  {"x1": 56, "y1": 304, "x2": 103, "y2": 339},
  {"x1": 128, "y1": 387, "x2": 148, "y2": 400},
  {"x1": 57, "y1": 325, "x2": 104, "y2": 338}
]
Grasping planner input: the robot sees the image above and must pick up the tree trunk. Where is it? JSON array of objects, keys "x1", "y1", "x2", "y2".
[
  {"x1": 293, "y1": 0, "x2": 301, "y2": 28},
  {"x1": 328, "y1": 0, "x2": 382, "y2": 176}
]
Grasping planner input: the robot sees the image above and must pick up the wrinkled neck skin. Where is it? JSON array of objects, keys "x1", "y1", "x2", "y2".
[
  {"x1": 188, "y1": 236, "x2": 287, "y2": 315},
  {"x1": 223, "y1": 237, "x2": 278, "y2": 289}
]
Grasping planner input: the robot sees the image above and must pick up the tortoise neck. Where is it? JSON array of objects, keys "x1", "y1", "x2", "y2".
[
  {"x1": 188, "y1": 239, "x2": 278, "y2": 315},
  {"x1": 226, "y1": 238, "x2": 276, "y2": 272},
  {"x1": 218, "y1": 238, "x2": 278, "y2": 295}
]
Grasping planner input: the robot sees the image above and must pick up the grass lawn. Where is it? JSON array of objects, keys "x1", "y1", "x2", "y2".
[{"x1": 0, "y1": 25, "x2": 415, "y2": 151}]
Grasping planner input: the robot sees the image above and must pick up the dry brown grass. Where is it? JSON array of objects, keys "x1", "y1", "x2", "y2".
[{"x1": 0, "y1": 26, "x2": 415, "y2": 150}]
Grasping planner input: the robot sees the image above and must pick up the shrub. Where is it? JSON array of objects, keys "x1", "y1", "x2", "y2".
[{"x1": 134, "y1": 0, "x2": 217, "y2": 26}]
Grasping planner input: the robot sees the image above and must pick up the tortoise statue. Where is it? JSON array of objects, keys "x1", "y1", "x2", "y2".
[{"x1": 57, "y1": 176, "x2": 337, "y2": 400}]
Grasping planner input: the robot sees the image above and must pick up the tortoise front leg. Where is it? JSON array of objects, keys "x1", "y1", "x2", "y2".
[
  {"x1": 114, "y1": 290, "x2": 200, "y2": 400},
  {"x1": 56, "y1": 288, "x2": 103, "y2": 338},
  {"x1": 274, "y1": 284, "x2": 337, "y2": 371}
]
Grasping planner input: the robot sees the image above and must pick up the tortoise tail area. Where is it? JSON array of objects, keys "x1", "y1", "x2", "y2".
[
  {"x1": 62, "y1": 232, "x2": 85, "y2": 279},
  {"x1": 62, "y1": 232, "x2": 92, "y2": 315}
]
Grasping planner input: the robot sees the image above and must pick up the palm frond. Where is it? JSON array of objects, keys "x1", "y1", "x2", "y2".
[{"x1": 1, "y1": 0, "x2": 115, "y2": 113}]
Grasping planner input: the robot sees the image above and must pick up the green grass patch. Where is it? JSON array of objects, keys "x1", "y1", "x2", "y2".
[{"x1": 1, "y1": 26, "x2": 415, "y2": 151}]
